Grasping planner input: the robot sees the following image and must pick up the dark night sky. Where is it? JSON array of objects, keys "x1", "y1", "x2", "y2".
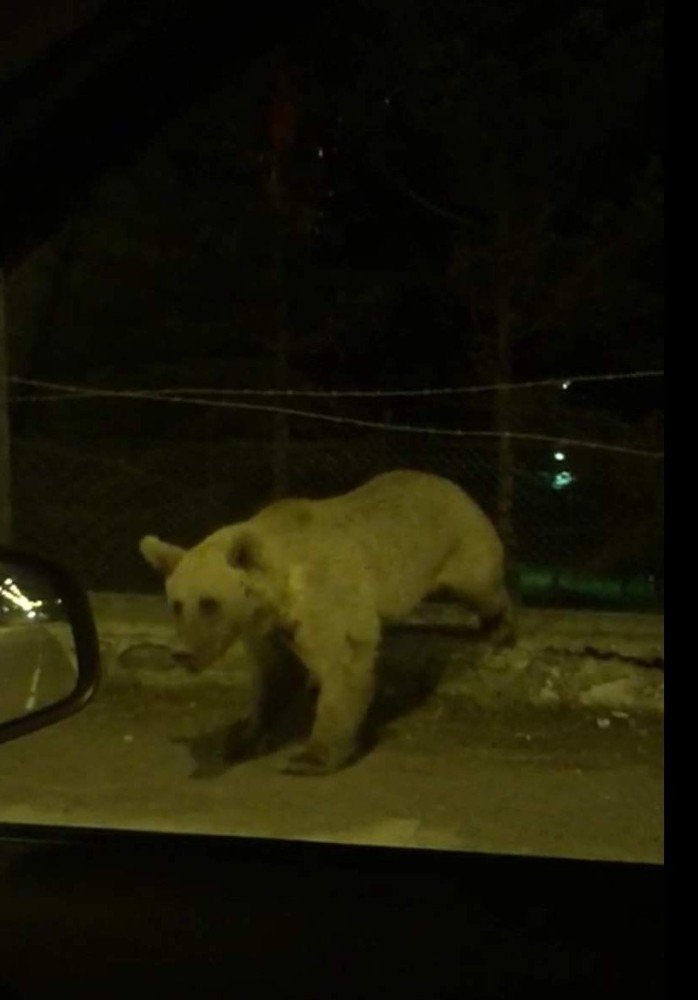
[{"x1": 2, "y1": 0, "x2": 663, "y2": 425}]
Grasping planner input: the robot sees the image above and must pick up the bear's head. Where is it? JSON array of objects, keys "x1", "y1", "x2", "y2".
[{"x1": 139, "y1": 531, "x2": 268, "y2": 672}]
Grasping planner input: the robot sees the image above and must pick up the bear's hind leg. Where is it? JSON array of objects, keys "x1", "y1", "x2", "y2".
[
  {"x1": 435, "y1": 557, "x2": 517, "y2": 648},
  {"x1": 479, "y1": 589, "x2": 517, "y2": 648}
]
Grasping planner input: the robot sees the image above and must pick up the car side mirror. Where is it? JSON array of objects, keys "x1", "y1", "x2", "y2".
[{"x1": 0, "y1": 548, "x2": 100, "y2": 744}]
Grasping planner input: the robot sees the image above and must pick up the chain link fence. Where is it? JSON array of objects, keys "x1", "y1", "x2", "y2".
[{"x1": 8, "y1": 398, "x2": 664, "y2": 610}]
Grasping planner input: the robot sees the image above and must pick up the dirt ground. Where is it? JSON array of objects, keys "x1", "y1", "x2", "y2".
[{"x1": 0, "y1": 677, "x2": 663, "y2": 864}]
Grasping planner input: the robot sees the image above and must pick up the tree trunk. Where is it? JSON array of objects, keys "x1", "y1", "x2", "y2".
[
  {"x1": 493, "y1": 213, "x2": 516, "y2": 566},
  {"x1": 272, "y1": 313, "x2": 290, "y2": 497},
  {"x1": 268, "y1": 148, "x2": 289, "y2": 498},
  {"x1": 379, "y1": 405, "x2": 392, "y2": 472},
  {"x1": 494, "y1": 320, "x2": 515, "y2": 558},
  {"x1": 27, "y1": 218, "x2": 83, "y2": 377},
  {"x1": 0, "y1": 269, "x2": 11, "y2": 544},
  {"x1": 265, "y1": 51, "x2": 300, "y2": 499}
]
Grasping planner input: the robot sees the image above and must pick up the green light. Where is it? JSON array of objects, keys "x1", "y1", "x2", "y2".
[{"x1": 552, "y1": 470, "x2": 574, "y2": 490}]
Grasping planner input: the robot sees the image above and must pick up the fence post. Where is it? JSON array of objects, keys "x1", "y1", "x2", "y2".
[{"x1": 0, "y1": 268, "x2": 11, "y2": 544}]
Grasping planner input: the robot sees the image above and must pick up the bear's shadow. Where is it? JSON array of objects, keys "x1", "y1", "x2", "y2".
[
  {"x1": 172, "y1": 637, "x2": 453, "y2": 779},
  {"x1": 172, "y1": 688, "x2": 314, "y2": 780}
]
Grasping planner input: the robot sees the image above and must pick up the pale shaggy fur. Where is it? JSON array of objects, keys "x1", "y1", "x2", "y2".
[{"x1": 140, "y1": 470, "x2": 514, "y2": 774}]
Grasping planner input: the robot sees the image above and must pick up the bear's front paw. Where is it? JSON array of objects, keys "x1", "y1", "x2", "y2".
[{"x1": 282, "y1": 740, "x2": 354, "y2": 776}]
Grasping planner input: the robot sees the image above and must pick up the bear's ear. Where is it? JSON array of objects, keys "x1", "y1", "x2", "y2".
[
  {"x1": 139, "y1": 535, "x2": 185, "y2": 577},
  {"x1": 227, "y1": 531, "x2": 263, "y2": 572}
]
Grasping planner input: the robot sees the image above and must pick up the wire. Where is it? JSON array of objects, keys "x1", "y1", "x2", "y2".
[
  {"x1": 9, "y1": 368, "x2": 663, "y2": 399},
  {"x1": 7, "y1": 377, "x2": 664, "y2": 458}
]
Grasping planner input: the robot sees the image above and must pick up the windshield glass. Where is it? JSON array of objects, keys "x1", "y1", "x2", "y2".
[{"x1": 0, "y1": 0, "x2": 663, "y2": 863}]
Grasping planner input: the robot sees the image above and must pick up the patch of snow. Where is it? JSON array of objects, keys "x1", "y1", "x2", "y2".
[{"x1": 579, "y1": 678, "x2": 639, "y2": 709}]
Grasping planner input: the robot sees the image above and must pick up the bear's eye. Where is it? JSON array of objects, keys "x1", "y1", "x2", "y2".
[
  {"x1": 172, "y1": 600, "x2": 183, "y2": 617},
  {"x1": 199, "y1": 596, "x2": 219, "y2": 615}
]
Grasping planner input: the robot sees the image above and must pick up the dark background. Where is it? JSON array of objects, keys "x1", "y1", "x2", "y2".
[{"x1": 2, "y1": 0, "x2": 663, "y2": 605}]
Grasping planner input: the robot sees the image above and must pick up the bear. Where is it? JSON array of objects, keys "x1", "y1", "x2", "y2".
[{"x1": 139, "y1": 469, "x2": 515, "y2": 775}]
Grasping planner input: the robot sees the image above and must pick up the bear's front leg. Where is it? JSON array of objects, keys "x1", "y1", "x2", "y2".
[
  {"x1": 283, "y1": 638, "x2": 376, "y2": 776},
  {"x1": 230, "y1": 632, "x2": 304, "y2": 759}
]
